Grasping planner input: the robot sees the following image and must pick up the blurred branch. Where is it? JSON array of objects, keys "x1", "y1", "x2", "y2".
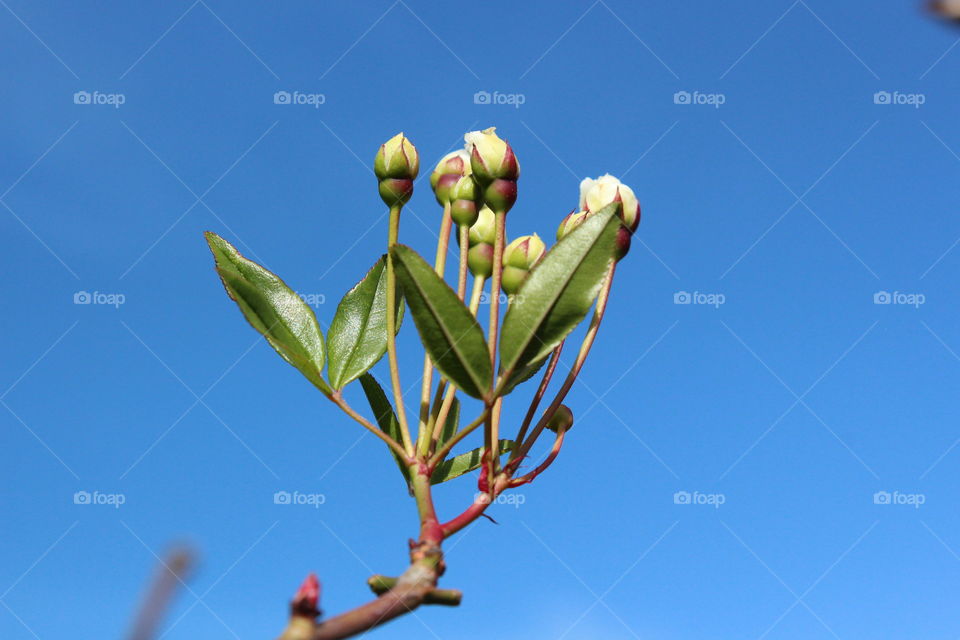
[{"x1": 126, "y1": 547, "x2": 195, "y2": 640}]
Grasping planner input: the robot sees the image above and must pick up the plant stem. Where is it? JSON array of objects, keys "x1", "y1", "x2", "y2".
[
  {"x1": 385, "y1": 203, "x2": 413, "y2": 455},
  {"x1": 429, "y1": 407, "x2": 491, "y2": 468},
  {"x1": 457, "y1": 225, "x2": 469, "y2": 300},
  {"x1": 514, "y1": 262, "x2": 616, "y2": 464},
  {"x1": 327, "y1": 392, "x2": 410, "y2": 461},
  {"x1": 416, "y1": 206, "x2": 453, "y2": 457},
  {"x1": 484, "y1": 210, "x2": 507, "y2": 472},
  {"x1": 509, "y1": 342, "x2": 564, "y2": 463}
]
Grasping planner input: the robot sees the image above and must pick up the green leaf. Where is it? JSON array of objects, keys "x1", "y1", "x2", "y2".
[
  {"x1": 391, "y1": 245, "x2": 492, "y2": 399},
  {"x1": 327, "y1": 256, "x2": 402, "y2": 390},
  {"x1": 436, "y1": 397, "x2": 460, "y2": 448},
  {"x1": 205, "y1": 232, "x2": 329, "y2": 393},
  {"x1": 501, "y1": 354, "x2": 549, "y2": 396},
  {"x1": 498, "y1": 206, "x2": 618, "y2": 382},
  {"x1": 359, "y1": 374, "x2": 411, "y2": 488},
  {"x1": 430, "y1": 440, "x2": 515, "y2": 484}
]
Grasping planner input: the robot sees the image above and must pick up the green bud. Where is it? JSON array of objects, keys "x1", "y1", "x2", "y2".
[
  {"x1": 468, "y1": 206, "x2": 496, "y2": 246},
  {"x1": 546, "y1": 405, "x2": 574, "y2": 433},
  {"x1": 374, "y1": 133, "x2": 419, "y2": 181},
  {"x1": 481, "y1": 178, "x2": 517, "y2": 215},
  {"x1": 556, "y1": 210, "x2": 590, "y2": 240},
  {"x1": 465, "y1": 128, "x2": 520, "y2": 183},
  {"x1": 430, "y1": 150, "x2": 470, "y2": 204},
  {"x1": 467, "y1": 243, "x2": 494, "y2": 278},
  {"x1": 449, "y1": 175, "x2": 481, "y2": 227},
  {"x1": 503, "y1": 234, "x2": 545, "y2": 269},
  {"x1": 378, "y1": 178, "x2": 414, "y2": 206}
]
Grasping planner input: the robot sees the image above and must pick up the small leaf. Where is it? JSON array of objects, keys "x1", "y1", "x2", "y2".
[
  {"x1": 391, "y1": 245, "x2": 492, "y2": 399},
  {"x1": 327, "y1": 256, "x2": 403, "y2": 390},
  {"x1": 499, "y1": 206, "x2": 618, "y2": 382},
  {"x1": 501, "y1": 354, "x2": 549, "y2": 396},
  {"x1": 359, "y1": 374, "x2": 411, "y2": 487},
  {"x1": 436, "y1": 397, "x2": 460, "y2": 448},
  {"x1": 430, "y1": 440, "x2": 515, "y2": 484},
  {"x1": 205, "y1": 232, "x2": 329, "y2": 393}
]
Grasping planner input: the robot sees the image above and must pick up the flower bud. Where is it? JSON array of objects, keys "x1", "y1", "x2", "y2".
[
  {"x1": 614, "y1": 226, "x2": 632, "y2": 261},
  {"x1": 378, "y1": 178, "x2": 414, "y2": 206},
  {"x1": 465, "y1": 128, "x2": 520, "y2": 182},
  {"x1": 556, "y1": 210, "x2": 590, "y2": 240},
  {"x1": 579, "y1": 174, "x2": 640, "y2": 231},
  {"x1": 501, "y1": 234, "x2": 545, "y2": 295},
  {"x1": 375, "y1": 133, "x2": 419, "y2": 180},
  {"x1": 449, "y1": 175, "x2": 481, "y2": 227},
  {"x1": 468, "y1": 206, "x2": 496, "y2": 246},
  {"x1": 430, "y1": 150, "x2": 470, "y2": 204},
  {"x1": 467, "y1": 243, "x2": 494, "y2": 278},
  {"x1": 546, "y1": 405, "x2": 573, "y2": 433},
  {"x1": 481, "y1": 178, "x2": 518, "y2": 215}
]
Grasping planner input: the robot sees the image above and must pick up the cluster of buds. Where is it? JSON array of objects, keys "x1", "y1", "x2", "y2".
[
  {"x1": 430, "y1": 150, "x2": 482, "y2": 227},
  {"x1": 375, "y1": 133, "x2": 419, "y2": 206},
  {"x1": 501, "y1": 234, "x2": 545, "y2": 295}
]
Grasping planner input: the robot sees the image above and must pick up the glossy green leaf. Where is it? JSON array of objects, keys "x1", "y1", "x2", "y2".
[
  {"x1": 436, "y1": 397, "x2": 460, "y2": 448},
  {"x1": 205, "y1": 232, "x2": 328, "y2": 393},
  {"x1": 430, "y1": 440, "x2": 515, "y2": 484},
  {"x1": 327, "y1": 256, "x2": 402, "y2": 390},
  {"x1": 391, "y1": 244, "x2": 492, "y2": 399},
  {"x1": 498, "y1": 206, "x2": 618, "y2": 382},
  {"x1": 359, "y1": 373, "x2": 411, "y2": 488}
]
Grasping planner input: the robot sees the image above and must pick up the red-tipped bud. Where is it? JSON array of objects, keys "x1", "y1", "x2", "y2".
[
  {"x1": 292, "y1": 573, "x2": 321, "y2": 617},
  {"x1": 580, "y1": 174, "x2": 640, "y2": 230},
  {"x1": 501, "y1": 234, "x2": 546, "y2": 295},
  {"x1": 374, "y1": 133, "x2": 419, "y2": 181},
  {"x1": 430, "y1": 150, "x2": 470, "y2": 204},
  {"x1": 482, "y1": 178, "x2": 518, "y2": 215},
  {"x1": 449, "y1": 175, "x2": 481, "y2": 226},
  {"x1": 465, "y1": 128, "x2": 520, "y2": 183},
  {"x1": 378, "y1": 178, "x2": 414, "y2": 206},
  {"x1": 546, "y1": 405, "x2": 574, "y2": 433},
  {"x1": 556, "y1": 210, "x2": 590, "y2": 240}
]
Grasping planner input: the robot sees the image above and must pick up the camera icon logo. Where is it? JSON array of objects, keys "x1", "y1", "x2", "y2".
[
  {"x1": 73, "y1": 91, "x2": 91, "y2": 105},
  {"x1": 273, "y1": 91, "x2": 291, "y2": 105},
  {"x1": 873, "y1": 291, "x2": 891, "y2": 305},
  {"x1": 673, "y1": 491, "x2": 691, "y2": 504},
  {"x1": 673, "y1": 91, "x2": 691, "y2": 105},
  {"x1": 673, "y1": 291, "x2": 691, "y2": 304},
  {"x1": 73, "y1": 490, "x2": 91, "y2": 504},
  {"x1": 273, "y1": 490, "x2": 292, "y2": 505},
  {"x1": 873, "y1": 91, "x2": 891, "y2": 105},
  {"x1": 74, "y1": 291, "x2": 92, "y2": 304},
  {"x1": 873, "y1": 491, "x2": 891, "y2": 505},
  {"x1": 474, "y1": 90, "x2": 491, "y2": 105}
]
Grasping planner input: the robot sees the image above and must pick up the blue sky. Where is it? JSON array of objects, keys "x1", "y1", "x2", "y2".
[{"x1": 2, "y1": 1, "x2": 960, "y2": 638}]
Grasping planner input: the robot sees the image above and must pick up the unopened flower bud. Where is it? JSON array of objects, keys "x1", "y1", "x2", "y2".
[
  {"x1": 579, "y1": 174, "x2": 640, "y2": 230},
  {"x1": 468, "y1": 206, "x2": 496, "y2": 246},
  {"x1": 467, "y1": 243, "x2": 494, "y2": 278},
  {"x1": 614, "y1": 226, "x2": 632, "y2": 261},
  {"x1": 556, "y1": 210, "x2": 590, "y2": 240},
  {"x1": 292, "y1": 572, "x2": 321, "y2": 617},
  {"x1": 501, "y1": 234, "x2": 545, "y2": 295},
  {"x1": 465, "y1": 128, "x2": 519, "y2": 213},
  {"x1": 546, "y1": 405, "x2": 574, "y2": 433},
  {"x1": 430, "y1": 150, "x2": 470, "y2": 204},
  {"x1": 375, "y1": 133, "x2": 419, "y2": 180},
  {"x1": 449, "y1": 175, "x2": 481, "y2": 227},
  {"x1": 375, "y1": 133, "x2": 418, "y2": 206}
]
